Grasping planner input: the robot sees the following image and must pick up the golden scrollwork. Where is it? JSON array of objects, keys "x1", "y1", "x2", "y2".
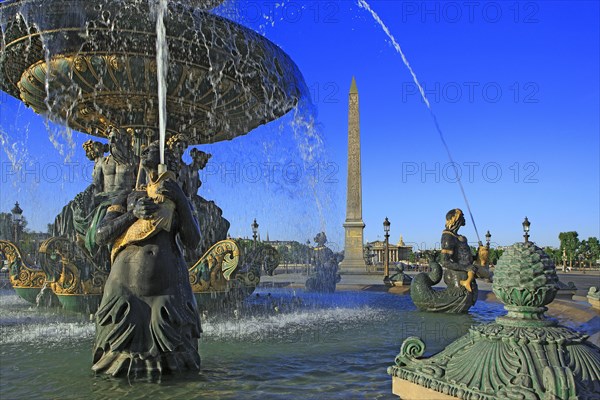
[
  {"x1": 39, "y1": 237, "x2": 108, "y2": 296},
  {"x1": 105, "y1": 55, "x2": 121, "y2": 71},
  {"x1": 188, "y1": 239, "x2": 241, "y2": 293},
  {"x1": 0, "y1": 240, "x2": 46, "y2": 288}
]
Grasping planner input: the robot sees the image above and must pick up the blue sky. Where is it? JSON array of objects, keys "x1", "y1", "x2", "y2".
[{"x1": 1, "y1": 0, "x2": 598, "y2": 251}]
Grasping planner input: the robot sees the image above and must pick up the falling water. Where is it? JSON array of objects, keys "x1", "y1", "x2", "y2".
[
  {"x1": 156, "y1": 0, "x2": 169, "y2": 166},
  {"x1": 357, "y1": 0, "x2": 481, "y2": 242}
]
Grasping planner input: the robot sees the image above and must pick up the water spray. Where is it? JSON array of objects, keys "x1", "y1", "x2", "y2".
[
  {"x1": 156, "y1": 0, "x2": 169, "y2": 174},
  {"x1": 357, "y1": 0, "x2": 481, "y2": 243}
]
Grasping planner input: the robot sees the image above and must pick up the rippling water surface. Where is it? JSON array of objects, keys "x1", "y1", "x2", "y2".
[{"x1": 0, "y1": 288, "x2": 503, "y2": 399}]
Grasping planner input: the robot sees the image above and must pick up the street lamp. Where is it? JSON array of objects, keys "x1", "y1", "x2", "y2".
[
  {"x1": 306, "y1": 238, "x2": 311, "y2": 265},
  {"x1": 251, "y1": 219, "x2": 259, "y2": 245},
  {"x1": 11, "y1": 201, "x2": 23, "y2": 244},
  {"x1": 383, "y1": 217, "x2": 390, "y2": 281},
  {"x1": 522, "y1": 217, "x2": 530, "y2": 243},
  {"x1": 562, "y1": 248, "x2": 567, "y2": 272},
  {"x1": 364, "y1": 243, "x2": 373, "y2": 266},
  {"x1": 485, "y1": 230, "x2": 491, "y2": 248}
]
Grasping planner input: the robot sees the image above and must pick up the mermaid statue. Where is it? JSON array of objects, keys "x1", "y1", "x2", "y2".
[
  {"x1": 92, "y1": 141, "x2": 202, "y2": 378},
  {"x1": 410, "y1": 209, "x2": 478, "y2": 313}
]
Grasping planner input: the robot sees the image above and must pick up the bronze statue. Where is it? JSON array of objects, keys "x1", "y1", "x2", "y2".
[
  {"x1": 410, "y1": 209, "x2": 478, "y2": 313},
  {"x1": 474, "y1": 241, "x2": 493, "y2": 282},
  {"x1": 188, "y1": 148, "x2": 212, "y2": 197},
  {"x1": 305, "y1": 232, "x2": 340, "y2": 293},
  {"x1": 167, "y1": 133, "x2": 192, "y2": 197},
  {"x1": 74, "y1": 128, "x2": 137, "y2": 262},
  {"x1": 92, "y1": 141, "x2": 201, "y2": 378},
  {"x1": 98, "y1": 126, "x2": 137, "y2": 194},
  {"x1": 82, "y1": 139, "x2": 109, "y2": 197},
  {"x1": 440, "y1": 208, "x2": 477, "y2": 292}
]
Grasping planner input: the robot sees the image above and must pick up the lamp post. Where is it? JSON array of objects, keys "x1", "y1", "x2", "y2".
[
  {"x1": 522, "y1": 217, "x2": 530, "y2": 243},
  {"x1": 364, "y1": 243, "x2": 373, "y2": 267},
  {"x1": 485, "y1": 230, "x2": 491, "y2": 248},
  {"x1": 251, "y1": 219, "x2": 259, "y2": 247},
  {"x1": 562, "y1": 248, "x2": 567, "y2": 272},
  {"x1": 306, "y1": 239, "x2": 312, "y2": 273},
  {"x1": 11, "y1": 202, "x2": 23, "y2": 244},
  {"x1": 383, "y1": 217, "x2": 390, "y2": 281}
]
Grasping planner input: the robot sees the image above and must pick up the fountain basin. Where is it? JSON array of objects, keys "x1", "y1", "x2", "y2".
[
  {"x1": 0, "y1": 0, "x2": 307, "y2": 142},
  {"x1": 55, "y1": 293, "x2": 101, "y2": 314},
  {"x1": 12, "y1": 287, "x2": 40, "y2": 304},
  {"x1": 0, "y1": 287, "x2": 504, "y2": 398}
]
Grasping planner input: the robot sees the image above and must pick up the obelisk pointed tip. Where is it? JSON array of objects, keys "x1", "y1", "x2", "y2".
[{"x1": 350, "y1": 76, "x2": 358, "y2": 94}]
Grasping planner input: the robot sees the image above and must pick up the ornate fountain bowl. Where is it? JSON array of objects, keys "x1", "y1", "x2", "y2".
[{"x1": 0, "y1": 0, "x2": 307, "y2": 143}]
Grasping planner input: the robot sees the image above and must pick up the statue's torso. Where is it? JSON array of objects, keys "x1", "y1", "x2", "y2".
[
  {"x1": 108, "y1": 231, "x2": 183, "y2": 297},
  {"x1": 102, "y1": 157, "x2": 136, "y2": 193},
  {"x1": 455, "y1": 236, "x2": 473, "y2": 265}
]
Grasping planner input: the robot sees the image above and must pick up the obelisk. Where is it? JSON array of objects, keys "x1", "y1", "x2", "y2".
[{"x1": 339, "y1": 77, "x2": 367, "y2": 274}]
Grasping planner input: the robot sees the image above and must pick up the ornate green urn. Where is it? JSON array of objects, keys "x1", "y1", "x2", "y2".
[
  {"x1": 492, "y1": 242, "x2": 559, "y2": 325},
  {"x1": 389, "y1": 241, "x2": 600, "y2": 399}
]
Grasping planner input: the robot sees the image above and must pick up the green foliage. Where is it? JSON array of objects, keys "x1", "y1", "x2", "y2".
[
  {"x1": 0, "y1": 212, "x2": 28, "y2": 241},
  {"x1": 0, "y1": 213, "x2": 12, "y2": 241},
  {"x1": 488, "y1": 248, "x2": 504, "y2": 265},
  {"x1": 543, "y1": 247, "x2": 562, "y2": 266},
  {"x1": 587, "y1": 237, "x2": 600, "y2": 262},
  {"x1": 559, "y1": 231, "x2": 579, "y2": 262},
  {"x1": 421, "y1": 249, "x2": 440, "y2": 263},
  {"x1": 577, "y1": 237, "x2": 600, "y2": 268}
]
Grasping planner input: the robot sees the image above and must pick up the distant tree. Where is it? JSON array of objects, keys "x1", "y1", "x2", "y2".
[
  {"x1": 422, "y1": 249, "x2": 440, "y2": 263},
  {"x1": 559, "y1": 232, "x2": 579, "y2": 270},
  {"x1": 277, "y1": 245, "x2": 290, "y2": 265},
  {"x1": 0, "y1": 213, "x2": 28, "y2": 242},
  {"x1": 489, "y1": 248, "x2": 504, "y2": 265},
  {"x1": 470, "y1": 246, "x2": 478, "y2": 257},
  {"x1": 543, "y1": 247, "x2": 562, "y2": 267},
  {"x1": 587, "y1": 237, "x2": 600, "y2": 268},
  {"x1": 0, "y1": 212, "x2": 12, "y2": 241},
  {"x1": 576, "y1": 240, "x2": 589, "y2": 269}
]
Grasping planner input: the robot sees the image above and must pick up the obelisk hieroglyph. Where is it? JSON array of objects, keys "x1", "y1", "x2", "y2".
[{"x1": 339, "y1": 77, "x2": 367, "y2": 274}]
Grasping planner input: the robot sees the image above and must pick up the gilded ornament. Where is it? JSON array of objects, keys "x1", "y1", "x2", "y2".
[{"x1": 73, "y1": 56, "x2": 87, "y2": 72}]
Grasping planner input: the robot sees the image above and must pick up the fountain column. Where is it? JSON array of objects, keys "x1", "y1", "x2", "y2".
[{"x1": 339, "y1": 77, "x2": 367, "y2": 274}]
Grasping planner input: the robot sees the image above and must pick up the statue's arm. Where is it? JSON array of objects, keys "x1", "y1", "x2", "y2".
[
  {"x1": 162, "y1": 180, "x2": 200, "y2": 249},
  {"x1": 95, "y1": 201, "x2": 136, "y2": 246},
  {"x1": 176, "y1": 196, "x2": 201, "y2": 249},
  {"x1": 92, "y1": 163, "x2": 103, "y2": 192}
]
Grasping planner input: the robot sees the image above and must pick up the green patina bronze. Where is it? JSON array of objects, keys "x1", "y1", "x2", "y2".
[
  {"x1": 389, "y1": 241, "x2": 600, "y2": 399},
  {"x1": 410, "y1": 209, "x2": 479, "y2": 313},
  {"x1": 305, "y1": 232, "x2": 341, "y2": 293}
]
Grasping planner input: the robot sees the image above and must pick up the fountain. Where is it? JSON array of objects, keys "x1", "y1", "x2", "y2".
[
  {"x1": 0, "y1": 282, "x2": 508, "y2": 397},
  {"x1": 2, "y1": 0, "x2": 596, "y2": 396},
  {"x1": 0, "y1": 0, "x2": 307, "y2": 378},
  {"x1": 0, "y1": 0, "x2": 304, "y2": 308}
]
